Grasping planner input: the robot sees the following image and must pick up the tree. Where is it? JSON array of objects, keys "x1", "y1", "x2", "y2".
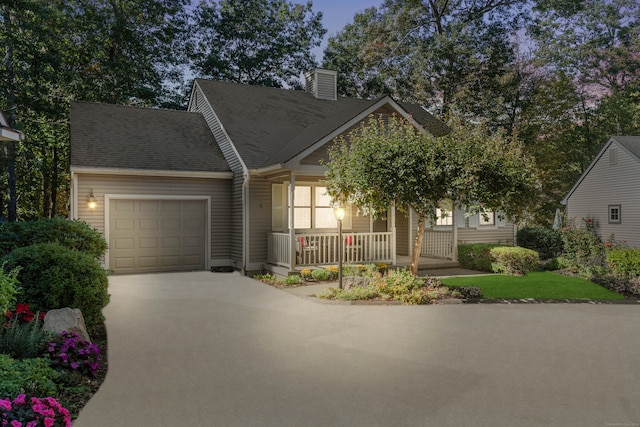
[
  {"x1": 324, "y1": 115, "x2": 539, "y2": 274},
  {"x1": 189, "y1": 0, "x2": 325, "y2": 88}
]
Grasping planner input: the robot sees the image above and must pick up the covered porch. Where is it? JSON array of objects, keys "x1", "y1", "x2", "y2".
[{"x1": 266, "y1": 229, "x2": 456, "y2": 272}]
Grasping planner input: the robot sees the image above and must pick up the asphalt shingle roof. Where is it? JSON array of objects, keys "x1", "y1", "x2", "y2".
[
  {"x1": 70, "y1": 101, "x2": 229, "y2": 173},
  {"x1": 613, "y1": 136, "x2": 640, "y2": 160},
  {"x1": 195, "y1": 79, "x2": 450, "y2": 169}
]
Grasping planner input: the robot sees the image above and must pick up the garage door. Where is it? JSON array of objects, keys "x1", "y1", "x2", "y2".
[{"x1": 109, "y1": 199, "x2": 207, "y2": 274}]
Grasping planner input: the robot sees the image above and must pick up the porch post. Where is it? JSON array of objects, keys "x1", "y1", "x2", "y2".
[
  {"x1": 391, "y1": 202, "x2": 397, "y2": 266},
  {"x1": 452, "y1": 203, "x2": 459, "y2": 262},
  {"x1": 289, "y1": 173, "x2": 297, "y2": 270}
]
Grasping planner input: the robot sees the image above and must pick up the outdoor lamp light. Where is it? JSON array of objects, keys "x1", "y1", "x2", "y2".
[
  {"x1": 88, "y1": 189, "x2": 97, "y2": 209},
  {"x1": 333, "y1": 205, "x2": 345, "y2": 289}
]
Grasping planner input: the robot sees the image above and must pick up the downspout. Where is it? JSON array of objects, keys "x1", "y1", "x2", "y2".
[{"x1": 242, "y1": 170, "x2": 250, "y2": 274}]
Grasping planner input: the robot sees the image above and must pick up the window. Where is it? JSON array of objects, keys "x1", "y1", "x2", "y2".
[
  {"x1": 286, "y1": 185, "x2": 344, "y2": 229},
  {"x1": 479, "y1": 211, "x2": 495, "y2": 226},
  {"x1": 435, "y1": 200, "x2": 453, "y2": 226},
  {"x1": 609, "y1": 205, "x2": 621, "y2": 224}
]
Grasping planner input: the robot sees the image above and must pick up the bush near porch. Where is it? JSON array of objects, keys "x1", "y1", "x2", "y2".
[{"x1": 0, "y1": 218, "x2": 109, "y2": 422}]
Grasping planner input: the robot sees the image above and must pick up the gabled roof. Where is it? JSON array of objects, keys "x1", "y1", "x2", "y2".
[
  {"x1": 70, "y1": 101, "x2": 230, "y2": 174},
  {"x1": 194, "y1": 79, "x2": 450, "y2": 169},
  {"x1": 562, "y1": 136, "x2": 640, "y2": 204}
]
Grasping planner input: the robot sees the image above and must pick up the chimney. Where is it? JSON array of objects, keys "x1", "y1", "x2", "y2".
[{"x1": 304, "y1": 69, "x2": 337, "y2": 101}]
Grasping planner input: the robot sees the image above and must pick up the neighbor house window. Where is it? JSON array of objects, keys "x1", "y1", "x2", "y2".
[
  {"x1": 286, "y1": 185, "x2": 343, "y2": 229},
  {"x1": 608, "y1": 205, "x2": 621, "y2": 224}
]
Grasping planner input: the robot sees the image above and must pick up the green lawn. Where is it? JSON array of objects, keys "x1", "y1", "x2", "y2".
[{"x1": 441, "y1": 271, "x2": 624, "y2": 300}]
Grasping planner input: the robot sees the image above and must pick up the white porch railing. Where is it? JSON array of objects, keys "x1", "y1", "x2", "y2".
[
  {"x1": 422, "y1": 230, "x2": 453, "y2": 259},
  {"x1": 267, "y1": 232, "x2": 394, "y2": 269}
]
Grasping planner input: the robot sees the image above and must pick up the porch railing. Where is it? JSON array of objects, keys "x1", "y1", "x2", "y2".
[
  {"x1": 422, "y1": 230, "x2": 453, "y2": 259},
  {"x1": 267, "y1": 232, "x2": 394, "y2": 269}
]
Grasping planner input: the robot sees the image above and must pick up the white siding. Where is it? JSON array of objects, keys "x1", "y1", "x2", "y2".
[{"x1": 566, "y1": 141, "x2": 640, "y2": 248}]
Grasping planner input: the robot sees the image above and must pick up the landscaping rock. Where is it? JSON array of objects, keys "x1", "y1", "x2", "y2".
[
  {"x1": 44, "y1": 308, "x2": 91, "y2": 342},
  {"x1": 343, "y1": 276, "x2": 370, "y2": 290}
]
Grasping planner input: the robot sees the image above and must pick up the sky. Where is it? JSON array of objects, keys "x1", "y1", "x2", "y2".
[{"x1": 309, "y1": 0, "x2": 381, "y2": 62}]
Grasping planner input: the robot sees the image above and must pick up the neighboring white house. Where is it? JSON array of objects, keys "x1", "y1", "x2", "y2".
[
  {"x1": 562, "y1": 136, "x2": 640, "y2": 248},
  {"x1": 0, "y1": 109, "x2": 21, "y2": 141}
]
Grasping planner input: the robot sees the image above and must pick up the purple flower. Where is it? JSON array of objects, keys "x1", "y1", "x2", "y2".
[
  {"x1": 0, "y1": 399, "x2": 11, "y2": 411},
  {"x1": 10, "y1": 420, "x2": 22, "y2": 427}
]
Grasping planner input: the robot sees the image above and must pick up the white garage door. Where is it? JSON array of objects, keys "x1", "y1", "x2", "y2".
[{"x1": 109, "y1": 199, "x2": 207, "y2": 274}]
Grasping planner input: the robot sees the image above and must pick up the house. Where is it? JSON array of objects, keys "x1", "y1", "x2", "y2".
[
  {"x1": 0, "y1": 109, "x2": 21, "y2": 141},
  {"x1": 562, "y1": 136, "x2": 640, "y2": 248},
  {"x1": 70, "y1": 69, "x2": 516, "y2": 275}
]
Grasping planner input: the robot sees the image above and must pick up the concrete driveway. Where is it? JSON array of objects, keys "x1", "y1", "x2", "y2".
[{"x1": 74, "y1": 271, "x2": 640, "y2": 427}]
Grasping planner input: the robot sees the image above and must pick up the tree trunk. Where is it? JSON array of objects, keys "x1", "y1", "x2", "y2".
[
  {"x1": 410, "y1": 215, "x2": 426, "y2": 275},
  {"x1": 3, "y1": 4, "x2": 17, "y2": 221}
]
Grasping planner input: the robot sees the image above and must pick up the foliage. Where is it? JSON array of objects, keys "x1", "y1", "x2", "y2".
[
  {"x1": 5, "y1": 304, "x2": 45, "y2": 325},
  {"x1": 516, "y1": 227, "x2": 563, "y2": 259},
  {"x1": 324, "y1": 114, "x2": 538, "y2": 274},
  {"x1": 452, "y1": 286, "x2": 484, "y2": 299},
  {"x1": 253, "y1": 273, "x2": 281, "y2": 285},
  {"x1": 317, "y1": 269, "x2": 452, "y2": 304},
  {"x1": 458, "y1": 244, "x2": 503, "y2": 272},
  {"x1": 189, "y1": 0, "x2": 325, "y2": 88},
  {"x1": 300, "y1": 269, "x2": 312, "y2": 280},
  {"x1": 560, "y1": 219, "x2": 606, "y2": 276},
  {"x1": 490, "y1": 246, "x2": 540, "y2": 276},
  {"x1": 0, "y1": 243, "x2": 109, "y2": 329},
  {"x1": 0, "y1": 264, "x2": 20, "y2": 316},
  {"x1": 47, "y1": 331, "x2": 101, "y2": 377},
  {"x1": 284, "y1": 275, "x2": 301, "y2": 286},
  {"x1": 310, "y1": 268, "x2": 332, "y2": 281},
  {"x1": 0, "y1": 355, "x2": 60, "y2": 398},
  {"x1": 0, "y1": 394, "x2": 71, "y2": 427},
  {"x1": 606, "y1": 248, "x2": 640, "y2": 279},
  {"x1": 0, "y1": 313, "x2": 52, "y2": 360},
  {"x1": 591, "y1": 274, "x2": 640, "y2": 298},
  {"x1": 442, "y1": 272, "x2": 624, "y2": 300},
  {"x1": 0, "y1": 218, "x2": 107, "y2": 259},
  {"x1": 324, "y1": 266, "x2": 339, "y2": 279}
]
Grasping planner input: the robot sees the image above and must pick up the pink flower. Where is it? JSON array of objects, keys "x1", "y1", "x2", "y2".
[
  {"x1": 44, "y1": 418, "x2": 54, "y2": 427},
  {"x1": 10, "y1": 420, "x2": 22, "y2": 427},
  {"x1": 0, "y1": 399, "x2": 11, "y2": 411},
  {"x1": 13, "y1": 394, "x2": 26, "y2": 406},
  {"x1": 26, "y1": 422, "x2": 38, "y2": 427}
]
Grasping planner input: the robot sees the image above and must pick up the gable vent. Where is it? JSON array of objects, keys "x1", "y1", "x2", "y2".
[
  {"x1": 609, "y1": 147, "x2": 618, "y2": 165},
  {"x1": 304, "y1": 69, "x2": 337, "y2": 101}
]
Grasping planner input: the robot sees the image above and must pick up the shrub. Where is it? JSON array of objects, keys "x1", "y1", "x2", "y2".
[
  {"x1": 490, "y1": 246, "x2": 540, "y2": 276},
  {"x1": 561, "y1": 219, "x2": 606, "y2": 275},
  {"x1": 458, "y1": 243, "x2": 503, "y2": 272},
  {"x1": 47, "y1": 331, "x2": 101, "y2": 377},
  {"x1": 0, "y1": 243, "x2": 109, "y2": 329},
  {"x1": 325, "y1": 265, "x2": 339, "y2": 279},
  {"x1": 284, "y1": 275, "x2": 301, "y2": 286},
  {"x1": 455, "y1": 286, "x2": 484, "y2": 299},
  {"x1": 516, "y1": 227, "x2": 563, "y2": 259},
  {"x1": 0, "y1": 314, "x2": 53, "y2": 360},
  {"x1": 0, "y1": 264, "x2": 20, "y2": 316},
  {"x1": 0, "y1": 394, "x2": 71, "y2": 427},
  {"x1": 311, "y1": 268, "x2": 332, "y2": 281},
  {"x1": 300, "y1": 269, "x2": 312, "y2": 280},
  {"x1": 334, "y1": 285, "x2": 380, "y2": 301},
  {"x1": 606, "y1": 248, "x2": 640, "y2": 278},
  {"x1": 0, "y1": 355, "x2": 59, "y2": 397},
  {"x1": 0, "y1": 218, "x2": 107, "y2": 260}
]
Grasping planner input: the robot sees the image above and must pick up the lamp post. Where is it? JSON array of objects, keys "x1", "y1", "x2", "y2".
[{"x1": 333, "y1": 205, "x2": 346, "y2": 290}]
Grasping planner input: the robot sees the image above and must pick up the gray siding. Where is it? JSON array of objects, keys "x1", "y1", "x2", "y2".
[
  {"x1": 74, "y1": 173, "x2": 231, "y2": 263},
  {"x1": 248, "y1": 178, "x2": 272, "y2": 264},
  {"x1": 396, "y1": 211, "x2": 410, "y2": 256},
  {"x1": 458, "y1": 223, "x2": 515, "y2": 245},
  {"x1": 190, "y1": 83, "x2": 246, "y2": 265},
  {"x1": 567, "y1": 141, "x2": 640, "y2": 248}
]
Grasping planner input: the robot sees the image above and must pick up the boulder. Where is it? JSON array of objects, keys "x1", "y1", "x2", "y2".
[
  {"x1": 343, "y1": 276, "x2": 370, "y2": 291},
  {"x1": 43, "y1": 308, "x2": 91, "y2": 343}
]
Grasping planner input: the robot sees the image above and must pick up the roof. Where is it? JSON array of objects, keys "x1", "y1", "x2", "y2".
[
  {"x1": 562, "y1": 136, "x2": 640, "y2": 204},
  {"x1": 194, "y1": 79, "x2": 450, "y2": 169},
  {"x1": 70, "y1": 101, "x2": 230, "y2": 173}
]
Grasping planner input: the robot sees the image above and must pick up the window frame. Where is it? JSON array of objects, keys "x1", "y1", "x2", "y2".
[
  {"x1": 283, "y1": 183, "x2": 351, "y2": 231},
  {"x1": 608, "y1": 204, "x2": 621, "y2": 224}
]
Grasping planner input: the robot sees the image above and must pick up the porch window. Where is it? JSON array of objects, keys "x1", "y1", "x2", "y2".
[
  {"x1": 479, "y1": 211, "x2": 495, "y2": 226},
  {"x1": 282, "y1": 184, "x2": 350, "y2": 230},
  {"x1": 436, "y1": 200, "x2": 453, "y2": 226}
]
